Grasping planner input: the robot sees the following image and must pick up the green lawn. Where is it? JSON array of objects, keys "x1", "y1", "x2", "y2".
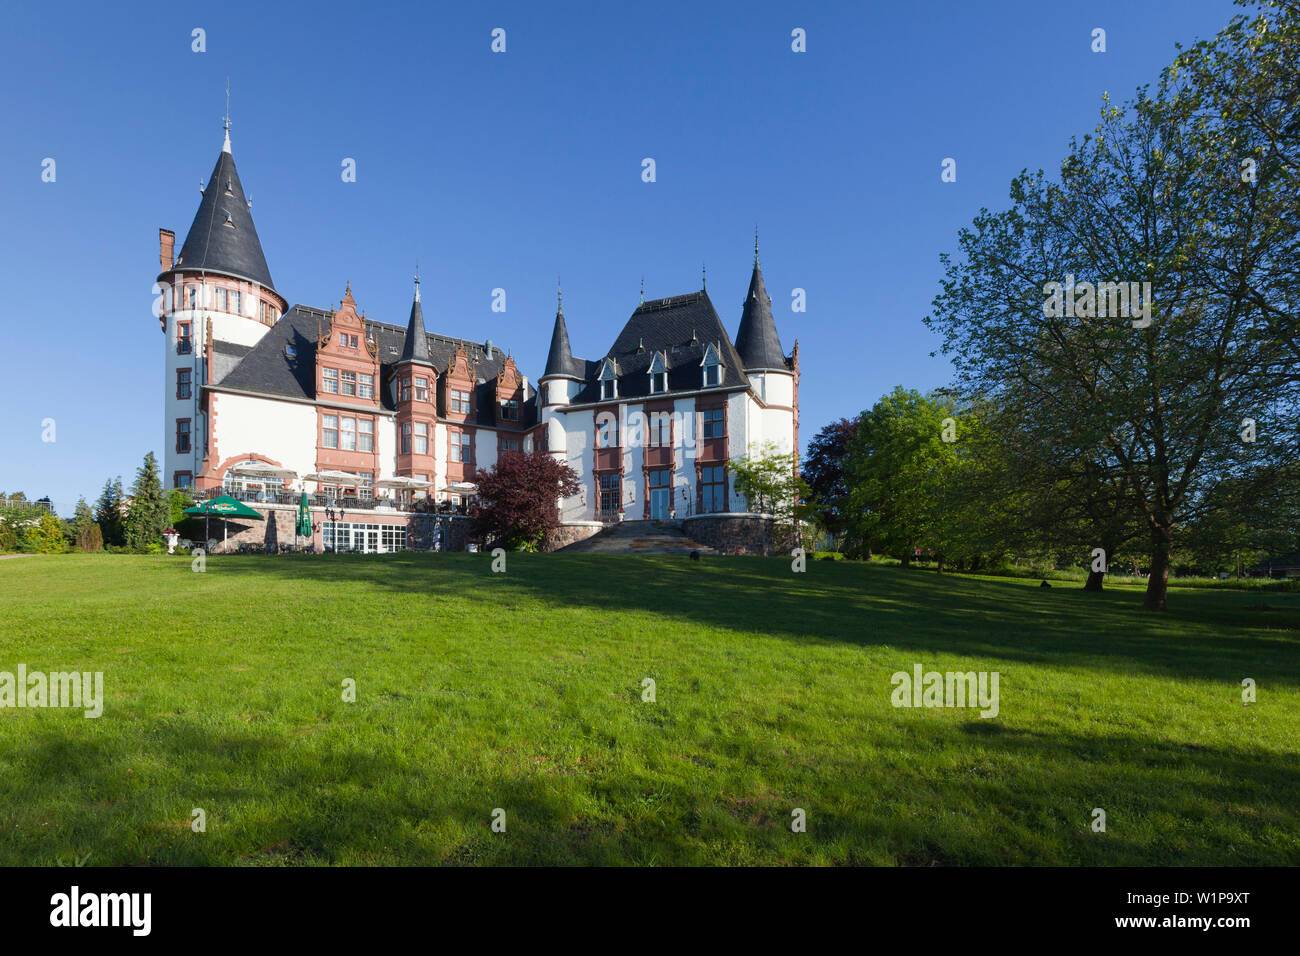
[{"x1": 0, "y1": 552, "x2": 1297, "y2": 866}]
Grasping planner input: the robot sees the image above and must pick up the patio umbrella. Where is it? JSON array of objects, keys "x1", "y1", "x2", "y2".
[
  {"x1": 296, "y1": 491, "x2": 311, "y2": 548},
  {"x1": 183, "y1": 495, "x2": 264, "y2": 552}
]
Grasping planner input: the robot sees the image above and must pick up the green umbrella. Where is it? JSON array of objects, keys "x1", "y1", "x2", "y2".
[
  {"x1": 296, "y1": 492, "x2": 312, "y2": 544},
  {"x1": 182, "y1": 495, "x2": 264, "y2": 551}
]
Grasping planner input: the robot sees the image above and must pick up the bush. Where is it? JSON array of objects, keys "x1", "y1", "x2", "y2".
[{"x1": 76, "y1": 524, "x2": 104, "y2": 552}]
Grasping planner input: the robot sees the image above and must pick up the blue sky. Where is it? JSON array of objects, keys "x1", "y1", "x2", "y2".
[{"x1": 0, "y1": 0, "x2": 1242, "y2": 510}]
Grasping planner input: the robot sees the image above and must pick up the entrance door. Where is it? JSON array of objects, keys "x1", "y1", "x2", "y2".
[{"x1": 650, "y1": 487, "x2": 670, "y2": 520}]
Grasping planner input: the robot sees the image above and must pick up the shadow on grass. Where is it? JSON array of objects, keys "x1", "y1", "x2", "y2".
[
  {"x1": 205, "y1": 553, "x2": 1300, "y2": 686},
  {"x1": 3, "y1": 709, "x2": 1296, "y2": 865}
]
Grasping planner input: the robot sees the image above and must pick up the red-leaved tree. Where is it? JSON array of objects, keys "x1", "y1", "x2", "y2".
[{"x1": 472, "y1": 450, "x2": 581, "y2": 550}]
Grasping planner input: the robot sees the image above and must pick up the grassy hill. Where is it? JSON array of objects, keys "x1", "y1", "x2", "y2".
[{"x1": 0, "y1": 552, "x2": 1296, "y2": 865}]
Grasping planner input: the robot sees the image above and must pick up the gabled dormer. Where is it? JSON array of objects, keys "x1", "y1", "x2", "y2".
[
  {"x1": 647, "y1": 351, "x2": 668, "y2": 395},
  {"x1": 315, "y1": 282, "x2": 380, "y2": 408},
  {"x1": 700, "y1": 342, "x2": 724, "y2": 388},
  {"x1": 441, "y1": 344, "x2": 475, "y2": 421},
  {"x1": 495, "y1": 355, "x2": 524, "y2": 427},
  {"x1": 597, "y1": 358, "x2": 619, "y2": 401}
]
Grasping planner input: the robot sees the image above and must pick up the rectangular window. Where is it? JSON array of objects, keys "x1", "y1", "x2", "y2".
[
  {"x1": 414, "y1": 422, "x2": 428, "y2": 455},
  {"x1": 358, "y1": 418, "x2": 374, "y2": 452},
  {"x1": 186, "y1": 285, "x2": 197, "y2": 309},
  {"x1": 415, "y1": 377, "x2": 429, "y2": 402},
  {"x1": 598, "y1": 415, "x2": 619, "y2": 449},
  {"x1": 177, "y1": 321, "x2": 192, "y2": 354},
  {"x1": 701, "y1": 465, "x2": 727, "y2": 513},
  {"x1": 322, "y1": 368, "x2": 339, "y2": 394},
  {"x1": 500, "y1": 437, "x2": 520, "y2": 454},
  {"x1": 461, "y1": 432, "x2": 472, "y2": 462},
  {"x1": 598, "y1": 473, "x2": 621, "y2": 519},
  {"x1": 339, "y1": 332, "x2": 358, "y2": 348},
  {"x1": 176, "y1": 419, "x2": 191, "y2": 453},
  {"x1": 450, "y1": 432, "x2": 462, "y2": 462},
  {"x1": 702, "y1": 407, "x2": 725, "y2": 439},
  {"x1": 649, "y1": 412, "x2": 670, "y2": 446},
  {"x1": 341, "y1": 370, "x2": 357, "y2": 397},
  {"x1": 649, "y1": 469, "x2": 670, "y2": 488},
  {"x1": 229, "y1": 290, "x2": 241, "y2": 314},
  {"x1": 401, "y1": 378, "x2": 412, "y2": 402},
  {"x1": 323, "y1": 414, "x2": 339, "y2": 448},
  {"x1": 600, "y1": 379, "x2": 616, "y2": 401},
  {"x1": 340, "y1": 417, "x2": 356, "y2": 451},
  {"x1": 177, "y1": 368, "x2": 192, "y2": 399},
  {"x1": 214, "y1": 287, "x2": 227, "y2": 311},
  {"x1": 450, "y1": 389, "x2": 470, "y2": 414},
  {"x1": 650, "y1": 372, "x2": 667, "y2": 393},
  {"x1": 704, "y1": 363, "x2": 720, "y2": 386},
  {"x1": 401, "y1": 422, "x2": 412, "y2": 454},
  {"x1": 501, "y1": 399, "x2": 519, "y2": 420},
  {"x1": 173, "y1": 472, "x2": 192, "y2": 489},
  {"x1": 359, "y1": 373, "x2": 374, "y2": 399}
]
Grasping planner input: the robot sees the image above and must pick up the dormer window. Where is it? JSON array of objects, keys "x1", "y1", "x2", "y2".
[
  {"x1": 599, "y1": 359, "x2": 618, "y2": 400},
  {"x1": 701, "y1": 344, "x2": 723, "y2": 387},
  {"x1": 501, "y1": 399, "x2": 519, "y2": 421},
  {"x1": 648, "y1": 353, "x2": 668, "y2": 394}
]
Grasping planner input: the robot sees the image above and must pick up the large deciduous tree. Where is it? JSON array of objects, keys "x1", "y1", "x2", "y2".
[{"x1": 926, "y1": 16, "x2": 1300, "y2": 608}]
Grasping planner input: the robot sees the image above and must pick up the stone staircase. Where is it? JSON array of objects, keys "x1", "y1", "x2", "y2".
[{"x1": 559, "y1": 519, "x2": 719, "y2": 555}]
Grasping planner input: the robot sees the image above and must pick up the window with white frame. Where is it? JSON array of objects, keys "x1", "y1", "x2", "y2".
[
  {"x1": 358, "y1": 418, "x2": 374, "y2": 452},
  {"x1": 414, "y1": 421, "x2": 428, "y2": 455},
  {"x1": 701, "y1": 407, "x2": 724, "y2": 439},
  {"x1": 450, "y1": 389, "x2": 470, "y2": 414},
  {"x1": 341, "y1": 370, "x2": 357, "y2": 397},
  {"x1": 415, "y1": 377, "x2": 429, "y2": 402},
  {"x1": 322, "y1": 368, "x2": 339, "y2": 394},
  {"x1": 648, "y1": 353, "x2": 668, "y2": 394},
  {"x1": 323, "y1": 414, "x2": 339, "y2": 448},
  {"x1": 340, "y1": 417, "x2": 357, "y2": 450},
  {"x1": 359, "y1": 373, "x2": 374, "y2": 399}
]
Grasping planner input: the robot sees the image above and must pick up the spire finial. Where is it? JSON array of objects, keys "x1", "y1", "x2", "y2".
[
  {"x1": 222, "y1": 78, "x2": 232, "y2": 153},
  {"x1": 639, "y1": 276, "x2": 645, "y2": 305},
  {"x1": 702, "y1": 262, "x2": 707, "y2": 290},
  {"x1": 557, "y1": 275, "x2": 563, "y2": 315},
  {"x1": 754, "y1": 225, "x2": 760, "y2": 267},
  {"x1": 413, "y1": 263, "x2": 421, "y2": 303}
]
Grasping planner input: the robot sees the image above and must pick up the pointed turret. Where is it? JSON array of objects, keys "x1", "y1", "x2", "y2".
[
  {"x1": 175, "y1": 129, "x2": 275, "y2": 290},
  {"x1": 543, "y1": 289, "x2": 583, "y2": 378},
  {"x1": 734, "y1": 247, "x2": 786, "y2": 371},
  {"x1": 398, "y1": 274, "x2": 431, "y2": 363}
]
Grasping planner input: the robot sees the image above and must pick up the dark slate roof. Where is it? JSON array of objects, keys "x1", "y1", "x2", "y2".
[
  {"x1": 543, "y1": 310, "x2": 583, "y2": 378},
  {"x1": 174, "y1": 145, "x2": 276, "y2": 290},
  {"x1": 734, "y1": 262, "x2": 788, "y2": 370},
  {"x1": 398, "y1": 292, "x2": 431, "y2": 363},
  {"x1": 570, "y1": 290, "x2": 749, "y2": 403},
  {"x1": 211, "y1": 341, "x2": 253, "y2": 384},
  {"x1": 215, "y1": 304, "x2": 534, "y2": 427}
]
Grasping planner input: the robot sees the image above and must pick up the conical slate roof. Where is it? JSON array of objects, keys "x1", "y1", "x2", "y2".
[
  {"x1": 543, "y1": 309, "x2": 584, "y2": 378},
  {"x1": 398, "y1": 282, "x2": 431, "y2": 363},
  {"x1": 175, "y1": 139, "x2": 276, "y2": 290},
  {"x1": 734, "y1": 261, "x2": 787, "y2": 370}
]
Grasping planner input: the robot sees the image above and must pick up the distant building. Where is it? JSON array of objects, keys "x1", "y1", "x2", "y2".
[{"x1": 156, "y1": 123, "x2": 798, "y2": 552}]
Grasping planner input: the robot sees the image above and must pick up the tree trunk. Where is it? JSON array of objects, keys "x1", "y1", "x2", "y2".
[
  {"x1": 1083, "y1": 540, "x2": 1114, "y2": 592},
  {"x1": 936, "y1": 554, "x2": 945, "y2": 574},
  {"x1": 1143, "y1": 525, "x2": 1172, "y2": 611}
]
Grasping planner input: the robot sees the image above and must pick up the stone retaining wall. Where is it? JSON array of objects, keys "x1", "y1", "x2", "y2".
[{"x1": 682, "y1": 513, "x2": 782, "y2": 556}]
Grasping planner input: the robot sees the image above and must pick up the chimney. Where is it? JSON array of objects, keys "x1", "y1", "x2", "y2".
[{"x1": 159, "y1": 229, "x2": 175, "y2": 272}]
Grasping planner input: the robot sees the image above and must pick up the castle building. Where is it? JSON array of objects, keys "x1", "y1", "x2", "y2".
[{"x1": 157, "y1": 126, "x2": 798, "y2": 552}]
